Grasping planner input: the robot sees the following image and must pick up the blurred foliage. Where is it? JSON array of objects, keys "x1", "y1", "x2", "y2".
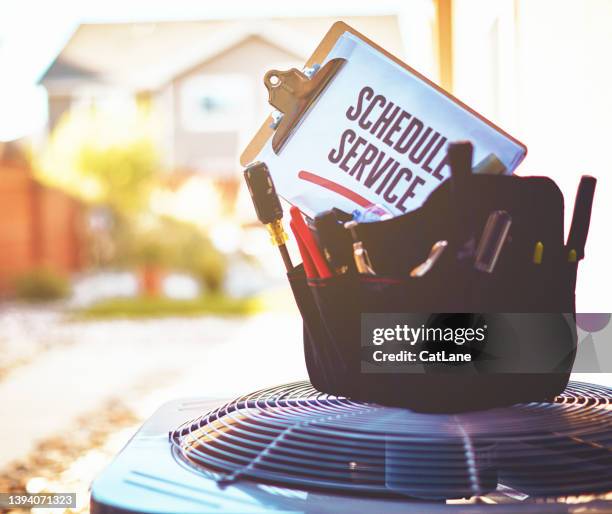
[
  {"x1": 73, "y1": 294, "x2": 261, "y2": 320},
  {"x1": 194, "y1": 251, "x2": 226, "y2": 294},
  {"x1": 117, "y1": 216, "x2": 228, "y2": 293},
  {"x1": 36, "y1": 105, "x2": 160, "y2": 215},
  {"x1": 33, "y1": 102, "x2": 239, "y2": 297},
  {"x1": 35, "y1": 104, "x2": 230, "y2": 293},
  {"x1": 13, "y1": 268, "x2": 71, "y2": 302},
  {"x1": 78, "y1": 141, "x2": 157, "y2": 214}
]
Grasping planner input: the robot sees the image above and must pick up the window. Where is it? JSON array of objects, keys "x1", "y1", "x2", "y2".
[{"x1": 179, "y1": 73, "x2": 253, "y2": 132}]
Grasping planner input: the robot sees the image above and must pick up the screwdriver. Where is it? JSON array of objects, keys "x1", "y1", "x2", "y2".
[{"x1": 243, "y1": 161, "x2": 293, "y2": 272}]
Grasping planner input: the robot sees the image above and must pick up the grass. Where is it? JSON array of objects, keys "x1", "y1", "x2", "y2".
[{"x1": 72, "y1": 294, "x2": 262, "y2": 320}]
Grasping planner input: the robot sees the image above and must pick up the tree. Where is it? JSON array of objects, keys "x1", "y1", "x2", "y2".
[{"x1": 37, "y1": 103, "x2": 160, "y2": 215}]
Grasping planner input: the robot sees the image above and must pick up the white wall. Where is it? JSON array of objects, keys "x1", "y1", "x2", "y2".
[{"x1": 453, "y1": 0, "x2": 612, "y2": 311}]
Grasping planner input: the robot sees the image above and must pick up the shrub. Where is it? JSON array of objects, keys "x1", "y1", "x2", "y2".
[
  {"x1": 123, "y1": 217, "x2": 227, "y2": 293},
  {"x1": 14, "y1": 268, "x2": 71, "y2": 302},
  {"x1": 192, "y1": 250, "x2": 226, "y2": 294}
]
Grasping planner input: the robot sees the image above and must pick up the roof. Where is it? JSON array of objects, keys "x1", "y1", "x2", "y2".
[{"x1": 39, "y1": 16, "x2": 404, "y2": 92}]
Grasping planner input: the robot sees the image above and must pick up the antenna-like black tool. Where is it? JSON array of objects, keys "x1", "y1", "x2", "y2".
[{"x1": 567, "y1": 175, "x2": 597, "y2": 262}]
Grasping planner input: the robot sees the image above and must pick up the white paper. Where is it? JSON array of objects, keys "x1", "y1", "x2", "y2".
[{"x1": 256, "y1": 32, "x2": 526, "y2": 218}]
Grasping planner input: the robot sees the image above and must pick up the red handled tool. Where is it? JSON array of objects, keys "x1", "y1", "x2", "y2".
[
  {"x1": 290, "y1": 206, "x2": 332, "y2": 279},
  {"x1": 290, "y1": 219, "x2": 318, "y2": 279}
]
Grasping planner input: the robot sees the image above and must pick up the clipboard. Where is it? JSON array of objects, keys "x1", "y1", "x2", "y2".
[{"x1": 241, "y1": 21, "x2": 527, "y2": 218}]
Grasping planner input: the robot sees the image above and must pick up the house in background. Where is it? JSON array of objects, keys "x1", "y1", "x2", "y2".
[{"x1": 39, "y1": 17, "x2": 407, "y2": 192}]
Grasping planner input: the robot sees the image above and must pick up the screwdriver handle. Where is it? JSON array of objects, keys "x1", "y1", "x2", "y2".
[
  {"x1": 243, "y1": 161, "x2": 293, "y2": 271},
  {"x1": 244, "y1": 162, "x2": 284, "y2": 225}
]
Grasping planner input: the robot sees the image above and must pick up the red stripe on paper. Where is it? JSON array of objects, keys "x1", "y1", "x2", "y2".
[{"x1": 298, "y1": 170, "x2": 372, "y2": 208}]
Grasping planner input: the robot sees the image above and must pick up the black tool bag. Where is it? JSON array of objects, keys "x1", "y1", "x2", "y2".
[{"x1": 288, "y1": 169, "x2": 586, "y2": 413}]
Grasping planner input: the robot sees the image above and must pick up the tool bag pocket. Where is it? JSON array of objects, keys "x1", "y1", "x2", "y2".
[
  {"x1": 302, "y1": 265, "x2": 471, "y2": 409},
  {"x1": 298, "y1": 260, "x2": 577, "y2": 412},
  {"x1": 287, "y1": 265, "x2": 349, "y2": 393}
]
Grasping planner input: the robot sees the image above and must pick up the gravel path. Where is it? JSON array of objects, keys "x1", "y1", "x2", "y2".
[{"x1": 0, "y1": 306, "x2": 307, "y2": 512}]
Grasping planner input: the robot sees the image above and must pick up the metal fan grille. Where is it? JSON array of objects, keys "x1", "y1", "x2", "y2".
[{"x1": 170, "y1": 381, "x2": 611, "y2": 501}]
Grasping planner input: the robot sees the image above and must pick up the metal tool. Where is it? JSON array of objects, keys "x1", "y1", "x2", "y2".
[
  {"x1": 410, "y1": 240, "x2": 448, "y2": 277},
  {"x1": 474, "y1": 210, "x2": 512, "y2": 273},
  {"x1": 344, "y1": 220, "x2": 376, "y2": 275}
]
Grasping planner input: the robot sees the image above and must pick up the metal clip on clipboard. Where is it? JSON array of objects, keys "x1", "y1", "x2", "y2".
[
  {"x1": 241, "y1": 22, "x2": 358, "y2": 167},
  {"x1": 263, "y1": 59, "x2": 346, "y2": 155}
]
